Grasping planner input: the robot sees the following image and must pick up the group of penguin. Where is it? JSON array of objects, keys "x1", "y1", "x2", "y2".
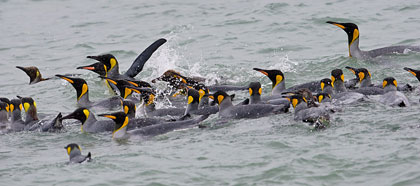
[{"x1": 1, "y1": 21, "x2": 420, "y2": 163}]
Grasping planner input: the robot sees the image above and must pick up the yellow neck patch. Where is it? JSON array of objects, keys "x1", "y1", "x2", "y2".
[
  {"x1": 358, "y1": 72, "x2": 365, "y2": 82},
  {"x1": 83, "y1": 109, "x2": 90, "y2": 121},
  {"x1": 248, "y1": 88, "x2": 253, "y2": 96},
  {"x1": 110, "y1": 58, "x2": 117, "y2": 71},
  {"x1": 113, "y1": 116, "x2": 129, "y2": 138},
  {"x1": 9, "y1": 104, "x2": 14, "y2": 112},
  {"x1": 187, "y1": 96, "x2": 194, "y2": 104},
  {"x1": 104, "y1": 65, "x2": 108, "y2": 77},
  {"x1": 318, "y1": 95, "x2": 324, "y2": 103},
  {"x1": 217, "y1": 95, "x2": 224, "y2": 105},
  {"x1": 258, "y1": 88, "x2": 262, "y2": 95},
  {"x1": 36, "y1": 70, "x2": 40, "y2": 78},
  {"x1": 382, "y1": 80, "x2": 387, "y2": 88},
  {"x1": 198, "y1": 89, "x2": 205, "y2": 102},
  {"x1": 340, "y1": 74, "x2": 344, "y2": 82},
  {"x1": 147, "y1": 94, "x2": 155, "y2": 105},
  {"x1": 351, "y1": 29, "x2": 359, "y2": 45},
  {"x1": 78, "y1": 84, "x2": 88, "y2": 101},
  {"x1": 320, "y1": 82, "x2": 325, "y2": 91},
  {"x1": 124, "y1": 88, "x2": 132, "y2": 99},
  {"x1": 124, "y1": 106, "x2": 129, "y2": 114},
  {"x1": 331, "y1": 76, "x2": 335, "y2": 85},
  {"x1": 24, "y1": 103, "x2": 30, "y2": 112},
  {"x1": 292, "y1": 98, "x2": 298, "y2": 108},
  {"x1": 67, "y1": 147, "x2": 71, "y2": 155},
  {"x1": 393, "y1": 80, "x2": 398, "y2": 87},
  {"x1": 274, "y1": 75, "x2": 283, "y2": 87}
]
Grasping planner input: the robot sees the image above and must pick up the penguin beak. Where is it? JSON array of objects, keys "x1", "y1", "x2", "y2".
[
  {"x1": 86, "y1": 55, "x2": 102, "y2": 62},
  {"x1": 404, "y1": 67, "x2": 418, "y2": 77},
  {"x1": 345, "y1": 66, "x2": 357, "y2": 75},
  {"x1": 326, "y1": 21, "x2": 345, "y2": 29},
  {"x1": 98, "y1": 114, "x2": 117, "y2": 120},
  {"x1": 77, "y1": 64, "x2": 96, "y2": 70},
  {"x1": 56, "y1": 75, "x2": 75, "y2": 84},
  {"x1": 16, "y1": 66, "x2": 31, "y2": 74},
  {"x1": 253, "y1": 68, "x2": 268, "y2": 76}
]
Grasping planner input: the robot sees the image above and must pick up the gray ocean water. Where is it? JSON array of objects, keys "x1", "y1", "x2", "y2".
[{"x1": 1, "y1": 0, "x2": 420, "y2": 185}]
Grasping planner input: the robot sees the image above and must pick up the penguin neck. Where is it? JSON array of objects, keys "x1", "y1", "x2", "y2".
[
  {"x1": 25, "y1": 106, "x2": 38, "y2": 124},
  {"x1": 218, "y1": 98, "x2": 234, "y2": 112},
  {"x1": 112, "y1": 126, "x2": 127, "y2": 139},
  {"x1": 11, "y1": 110, "x2": 22, "y2": 123},
  {"x1": 184, "y1": 102, "x2": 199, "y2": 116},
  {"x1": 127, "y1": 111, "x2": 135, "y2": 119},
  {"x1": 250, "y1": 94, "x2": 261, "y2": 104},
  {"x1": 333, "y1": 81, "x2": 347, "y2": 93},
  {"x1": 82, "y1": 113, "x2": 98, "y2": 130},
  {"x1": 323, "y1": 86, "x2": 334, "y2": 95},
  {"x1": 384, "y1": 85, "x2": 397, "y2": 93},
  {"x1": 108, "y1": 65, "x2": 120, "y2": 78},
  {"x1": 69, "y1": 149, "x2": 82, "y2": 160},
  {"x1": 32, "y1": 75, "x2": 42, "y2": 84},
  {"x1": 0, "y1": 111, "x2": 7, "y2": 123},
  {"x1": 199, "y1": 97, "x2": 209, "y2": 108},
  {"x1": 360, "y1": 77, "x2": 372, "y2": 88},
  {"x1": 272, "y1": 81, "x2": 285, "y2": 95},
  {"x1": 349, "y1": 38, "x2": 363, "y2": 58},
  {"x1": 294, "y1": 102, "x2": 307, "y2": 114},
  {"x1": 77, "y1": 92, "x2": 92, "y2": 107}
]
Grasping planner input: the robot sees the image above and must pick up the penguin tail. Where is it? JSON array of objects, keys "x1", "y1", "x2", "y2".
[{"x1": 87, "y1": 152, "x2": 92, "y2": 161}]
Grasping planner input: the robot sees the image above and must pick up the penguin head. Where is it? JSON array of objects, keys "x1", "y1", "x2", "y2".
[
  {"x1": 9, "y1": 99, "x2": 22, "y2": 113},
  {"x1": 248, "y1": 82, "x2": 262, "y2": 97},
  {"x1": 16, "y1": 66, "x2": 47, "y2": 84},
  {"x1": 320, "y1": 78, "x2": 333, "y2": 90},
  {"x1": 208, "y1": 91, "x2": 230, "y2": 105},
  {"x1": 77, "y1": 62, "x2": 107, "y2": 77},
  {"x1": 193, "y1": 83, "x2": 209, "y2": 102},
  {"x1": 122, "y1": 100, "x2": 136, "y2": 118},
  {"x1": 316, "y1": 93, "x2": 331, "y2": 103},
  {"x1": 187, "y1": 89, "x2": 200, "y2": 105},
  {"x1": 357, "y1": 68, "x2": 371, "y2": 83},
  {"x1": 0, "y1": 102, "x2": 8, "y2": 113},
  {"x1": 331, "y1": 69, "x2": 344, "y2": 85},
  {"x1": 345, "y1": 66, "x2": 360, "y2": 80},
  {"x1": 129, "y1": 86, "x2": 156, "y2": 105},
  {"x1": 99, "y1": 112, "x2": 129, "y2": 133},
  {"x1": 285, "y1": 94, "x2": 305, "y2": 109},
  {"x1": 56, "y1": 75, "x2": 89, "y2": 101},
  {"x1": 0, "y1": 98, "x2": 10, "y2": 113},
  {"x1": 383, "y1": 77, "x2": 398, "y2": 89},
  {"x1": 87, "y1": 54, "x2": 118, "y2": 74},
  {"x1": 18, "y1": 96, "x2": 38, "y2": 120},
  {"x1": 326, "y1": 21, "x2": 360, "y2": 47},
  {"x1": 64, "y1": 143, "x2": 81, "y2": 156},
  {"x1": 404, "y1": 67, "x2": 420, "y2": 82},
  {"x1": 102, "y1": 77, "x2": 133, "y2": 99},
  {"x1": 62, "y1": 107, "x2": 91, "y2": 125},
  {"x1": 253, "y1": 68, "x2": 284, "y2": 88}
]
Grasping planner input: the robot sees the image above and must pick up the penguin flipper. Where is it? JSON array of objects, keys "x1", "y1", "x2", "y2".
[
  {"x1": 124, "y1": 38, "x2": 167, "y2": 78},
  {"x1": 86, "y1": 152, "x2": 92, "y2": 162}
]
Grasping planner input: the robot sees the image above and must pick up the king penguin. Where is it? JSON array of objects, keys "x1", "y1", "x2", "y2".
[
  {"x1": 64, "y1": 143, "x2": 91, "y2": 163},
  {"x1": 16, "y1": 66, "x2": 51, "y2": 85},
  {"x1": 379, "y1": 77, "x2": 410, "y2": 107},
  {"x1": 327, "y1": 21, "x2": 420, "y2": 59}
]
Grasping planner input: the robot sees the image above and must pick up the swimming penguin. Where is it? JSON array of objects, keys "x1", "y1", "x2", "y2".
[
  {"x1": 285, "y1": 94, "x2": 330, "y2": 129},
  {"x1": 77, "y1": 62, "x2": 107, "y2": 77},
  {"x1": 380, "y1": 77, "x2": 410, "y2": 107},
  {"x1": 18, "y1": 96, "x2": 39, "y2": 129},
  {"x1": 327, "y1": 21, "x2": 420, "y2": 59},
  {"x1": 247, "y1": 82, "x2": 262, "y2": 104},
  {"x1": 87, "y1": 38, "x2": 167, "y2": 80},
  {"x1": 99, "y1": 112, "x2": 210, "y2": 140},
  {"x1": 253, "y1": 68, "x2": 285, "y2": 95},
  {"x1": 0, "y1": 98, "x2": 10, "y2": 119},
  {"x1": 56, "y1": 75, "x2": 122, "y2": 109},
  {"x1": 8, "y1": 99, "x2": 25, "y2": 132},
  {"x1": 180, "y1": 88, "x2": 218, "y2": 120},
  {"x1": 315, "y1": 92, "x2": 332, "y2": 103},
  {"x1": 344, "y1": 66, "x2": 360, "y2": 89},
  {"x1": 64, "y1": 143, "x2": 91, "y2": 163},
  {"x1": 61, "y1": 107, "x2": 114, "y2": 133},
  {"x1": 0, "y1": 102, "x2": 8, "y2": 128},
  {"x1": 209, "y1": 90, "x2": 288, "y2": 119},
  {"x1": 345, "y1": 67, "x2": 386, "y2": 95},
  {"x1": 324, "y1": 70, "x2": 365, "y2": 104},
  {"x1": 16, "y1": 66, "x2": 51, "y2": 85}
]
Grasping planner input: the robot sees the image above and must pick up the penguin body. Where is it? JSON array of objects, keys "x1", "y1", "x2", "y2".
[
  {"x1": 379, "y1": 77, "x2": 410, "y2": 107},
  {"x1": 64, "y1": 143, "x2": 91, "y2": 163}
]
